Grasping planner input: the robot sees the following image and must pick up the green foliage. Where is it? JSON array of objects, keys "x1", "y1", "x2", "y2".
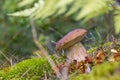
[
  {"x1": 8, "y1": 0, "x2": 114, "y2": 20},
  {"x1": 18, "y1": 0, "x2": 37, "y2": 8},
  {"x1": 71, "y1": 62, "x2": 120, "y2": 80},
  {"x1": 75, "y1": 0, "x2": 113, "y2": 21},
  {"x1": 0, "y1": 58, "x2": 51, "y2": 80},
  {"x1": 87, "y1": 42, "x2": 113, "y2": 54},
  {"x1": 8, "y1": 0, "x2": 120, "y2": 33},
  {"x1": 0, "y1": 0, "x2": 37, "y2": 64},
  {"x1": 114, "y1": 6, "x2": 120, "y2": 34},
  {"x1": 9, "y1": 0, "x2": 112, "y2": 20},
  {"x1": 87, "y1": 47, "x2": 98, "y2": 54}
]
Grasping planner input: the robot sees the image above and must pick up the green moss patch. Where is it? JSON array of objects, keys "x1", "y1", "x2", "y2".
[
  {"x1": 71, "y1": 62, "x2": 120, "y2": 80},
  {"x1": 0, "y1": 58, "x2": 51, "y2": 80}
]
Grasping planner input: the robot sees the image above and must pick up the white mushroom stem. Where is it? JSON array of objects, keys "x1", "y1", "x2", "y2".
[
  {"x1": 67, "y1": 42, "x2": 88, "y2": 62},
  {"x1": 67, "y1": 42, "x2": 91, "y2": 73}
]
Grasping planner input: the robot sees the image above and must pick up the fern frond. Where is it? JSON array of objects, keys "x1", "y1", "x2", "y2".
[
  {"x1": 114, "y1": 7, "x2": 120, "y2": 34},
  {"x1": 8, "y1": 8, "x2": 35, "y2": 17},
  {"x1": 56, "y1": 0, "x2": 74, "y2": 16},
  {"x1": 18, "y1": 0, "x2": 37, "y2": 8},
  {"x1": 8, "y1": 0, "x2": 44, "y2": 17},
  {"x1": 8, "y1": 0, "x2": 74, "y2": 19},
  {"x1": 33, "y1": 0, "x2": 57, "y2": 19},
  {"x1": 75, "y1": 0, "x2": 114, "y2": 21},
  {"x1": 8, "y1": 0, "x2": 114, "y2": 22},
  {"x1": 66, "y1": 0, "x2": 84, "y2": 16}
]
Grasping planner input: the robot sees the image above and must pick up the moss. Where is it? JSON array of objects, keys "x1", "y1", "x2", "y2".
[
  {"x1": 0, "y1": 58, "x2": 52, "y2": 80},
  {"x1": 102, "y1": 42, "x2": 113, "y2": 47},
  {"x1": 87, "y1": 47, "x2": 98, "y2": 54},
  {"x1": 0, "y1": 55, "x2": 66, "y2": 80},
  {"x1": 71, "y1": 62, "x2": 120, "y2": 80},
  {"x1": 0, "y1": 70, "x2": 5, "y2": 80},
  {"x1": 87, "y1": 41, "x2": 120, "y2": 54}
]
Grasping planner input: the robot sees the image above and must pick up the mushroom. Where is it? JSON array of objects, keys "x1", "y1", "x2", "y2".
[{"x1": 56, "y1": 29, "x2": 92, "y2": 73}]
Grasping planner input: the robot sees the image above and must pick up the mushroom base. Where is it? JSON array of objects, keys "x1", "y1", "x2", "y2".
[
  {"x1": 67, "y1": 42, "x2": 88, "y2": 62},
  {"x1": 68, "y1": 60, "x2": 90, "y2": 73}
]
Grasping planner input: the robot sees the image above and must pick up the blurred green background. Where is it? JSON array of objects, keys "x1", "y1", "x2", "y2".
[{"x1": 0, "y1": 0, "x2": 120, "y2": 79}]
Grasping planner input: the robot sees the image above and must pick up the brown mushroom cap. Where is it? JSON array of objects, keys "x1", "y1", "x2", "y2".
[{"x1": 56, "y1": 29, "x2": 87, "y2": 50}]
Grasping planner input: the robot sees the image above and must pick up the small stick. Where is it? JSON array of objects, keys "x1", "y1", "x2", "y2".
[{"x1": 29, "y1": 16, "x2": 61, "y2": 79}]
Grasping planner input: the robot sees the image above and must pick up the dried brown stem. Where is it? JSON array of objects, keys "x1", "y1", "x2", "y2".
[{"x1": 29, "y1": 17, "x2": 61, "y2": 79}]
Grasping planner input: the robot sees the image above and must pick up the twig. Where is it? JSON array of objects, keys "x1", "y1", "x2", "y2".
[
  {"x1": 22, "y1": 67, "x2": 31, "y2": 77},
  {"x1": 68, "y1": 70, "x2": 80, "y2": 79},
  {"x1": 29, "y1": 17, "x2": 61, "y2": 79},
  {"x1": 0, "y1": 50, "x2": 10, "y2": 62},
  {"x1": 44, "y1": 70, "x2": 48, "y2": 80},
  {"x1": 48, "y1": 27, "x2": 63, "y2": 38},
  {"x1": 60, "y1": 66, "x2": 69, "y2": 80}
]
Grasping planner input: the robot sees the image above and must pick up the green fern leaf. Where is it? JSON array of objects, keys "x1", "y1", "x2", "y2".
[
  {"x1": 18, "y1": 0, "x2": 37, "y2": 8},
  {"x1": 75, "y1": 0, "x2": 113, "y2": 21},
  {"x1": 33, "y1": 0, "x2": 58, "y2": 19},
  {"x1": 8, "y1": 0, "x2": 43, "y2": 17},
  {"x1": 66, "y1": 0, "x2": 84, "y2": 16},
  {"x1": 56, "y1": 0, "x2": 74, "y2": 16},
  {"x1": 8, "y1": 8, "x2": 35, "y2": 17}
]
